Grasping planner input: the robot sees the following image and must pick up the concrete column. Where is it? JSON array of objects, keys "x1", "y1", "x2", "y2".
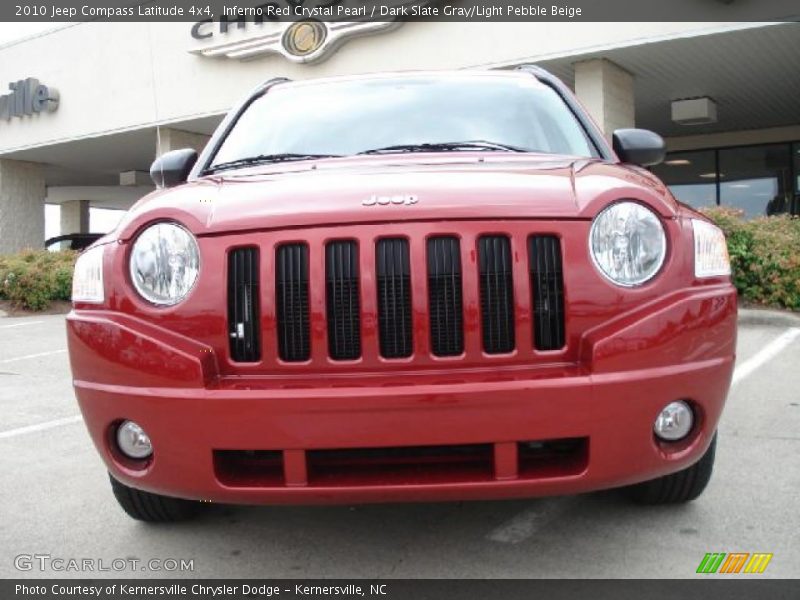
[
  {"x1": 155, "y1": 128, "x2": 211, "y2": 157},
  {"x1": 574, "y1": 58, "x2": 635, "y2": 138},
  {"x1": 0, "y1": 159, "x2": 46, "y2": 254},
  {"x1": 60, "y1": 199, "x2": 90, "y2": 235}
]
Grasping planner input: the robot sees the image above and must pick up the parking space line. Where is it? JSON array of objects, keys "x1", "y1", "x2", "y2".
[
  {"x1": 0, "y1": 321, "x2": 45, "y2": 330},
  {"x1": 732, "y1": 327, "x2": 800, "y2": 387},
  {"x1": 0, "y1": 349, "x2": 67, "y2": 364},
  {"x1": 0, "y1": 415, "x2": 82, "y2": 440},
  {"x1": 487, "y1": 498, "x2": 572, "y2": 544}
]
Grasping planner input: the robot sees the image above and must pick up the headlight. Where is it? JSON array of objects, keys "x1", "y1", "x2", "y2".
[
  {"x1": 692, "y1": 219, "x2": 731, "y2": 278},
  {"x1": 590, "y1": 202, "x2": 667, "y2": 287},
  {"x1": 72, "y1": 245, "x2": 105, "y2": 303},
  {"x1": 129, "y1": 222, "x2": 200, "y2": 306}
]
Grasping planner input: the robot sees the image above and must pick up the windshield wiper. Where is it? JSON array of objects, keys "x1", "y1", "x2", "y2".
[
  {"x1": 205, "y1": 153, "x2": 341, "y2": 174},
  {"x1": 358, "y1": 140, "x2": 528, "y2": 155}
]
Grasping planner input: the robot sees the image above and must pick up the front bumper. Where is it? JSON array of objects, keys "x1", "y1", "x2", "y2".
[{"x1": 67, "y1": 285, "x2": 736, "y2": 504}]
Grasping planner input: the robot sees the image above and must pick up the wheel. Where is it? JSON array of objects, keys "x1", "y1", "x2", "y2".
[
  {"x1": 625, "y1": 433, "x2": 717, "y2": 505},
  {"x1": 109, "y1": 474, "x2": 200, "y2": 522}
]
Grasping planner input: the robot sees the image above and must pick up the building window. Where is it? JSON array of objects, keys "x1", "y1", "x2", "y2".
[
  {"x1": 652, "y1": 150, "x2": 717, "y2": 210},
  {"x1": 654, "y1": 142, "x2": 799, "y2": 218},
  {"x1": 719, "y1": 144, "x2": 792, "y2": 218}
]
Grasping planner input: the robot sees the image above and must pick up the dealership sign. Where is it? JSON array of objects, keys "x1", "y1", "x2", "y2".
[
  {"x1": 0, "y1": 78, "x2": 59, "y2": 121},
  {"x1": 189, "y1": 1, "x2": 429, "y2": 63}
]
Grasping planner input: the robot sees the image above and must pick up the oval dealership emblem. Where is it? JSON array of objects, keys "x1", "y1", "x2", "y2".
[
  {"x1": 282, "y1": 20, "x2": 327, "y2": 57},
  {"x1": 363, "y1": 194, "x2": 418, "y2": 206}
]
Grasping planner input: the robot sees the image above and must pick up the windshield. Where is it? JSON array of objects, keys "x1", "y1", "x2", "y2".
[{"x1": 208, "y1": 75, "x2": 598, "y2": 171}]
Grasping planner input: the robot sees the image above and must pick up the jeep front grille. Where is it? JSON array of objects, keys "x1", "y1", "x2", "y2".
[{"x1": 227, "y1": 227, "x2": 567, "y2": 365}]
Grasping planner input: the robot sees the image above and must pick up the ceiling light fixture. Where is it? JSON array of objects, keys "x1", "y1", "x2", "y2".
[{"x1": 671, "y1": 97, "x2": 718, "y2": 126}]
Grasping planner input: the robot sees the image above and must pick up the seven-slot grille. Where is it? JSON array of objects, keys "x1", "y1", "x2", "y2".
[{"x1": 228, "y1": 233, "x2": 566, "y2": 363}]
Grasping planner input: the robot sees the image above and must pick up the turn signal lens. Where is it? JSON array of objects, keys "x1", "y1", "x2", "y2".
[
  {"x1": 71, "y1": 245, "x2": 105, "y2": 303},
  {"x1": 693, "y1": 219, "x2": 731, "y2": 278}
]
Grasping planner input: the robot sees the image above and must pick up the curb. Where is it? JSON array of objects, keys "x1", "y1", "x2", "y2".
[{"x1": 738, "y1": 308, "x2": 800, "y2": 328}]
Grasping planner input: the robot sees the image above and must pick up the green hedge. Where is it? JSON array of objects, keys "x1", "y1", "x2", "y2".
[
  {"x1": 0, "y1": 249, "x2": 78, "y2": 311},
  {"x1": 702, "y1": 207, "x2": 800, "y2": 311}
]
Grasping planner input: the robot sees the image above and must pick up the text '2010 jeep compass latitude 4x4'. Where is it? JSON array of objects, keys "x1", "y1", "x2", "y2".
[{"x1": 68, "y1": 67, "x2": 735, "y2": 522}]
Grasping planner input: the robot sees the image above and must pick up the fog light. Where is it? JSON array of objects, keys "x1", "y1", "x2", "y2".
[
  {"x1": 654, "y1": 401, "x2": 694, "y2": 441},
  {"x1": 116, "y1": 421, "x2": 153, "y2": 459}
]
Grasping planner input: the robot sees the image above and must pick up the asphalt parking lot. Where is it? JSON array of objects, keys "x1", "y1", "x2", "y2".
[{"x1": 1, "y1": 312, "x2": 798, "y2": 579}]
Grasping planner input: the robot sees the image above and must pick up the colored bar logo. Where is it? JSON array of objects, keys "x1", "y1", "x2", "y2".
[{"x1": 697, "y1": 553, "x2": 773, "y2": 574}]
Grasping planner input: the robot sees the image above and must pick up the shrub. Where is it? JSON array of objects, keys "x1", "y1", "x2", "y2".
[
  {"x1": 0, "y1": 249, "x2": 78, "y2": 311},
  {"x1": 701, "y1": 207, "x2": 800, "y2": 311}
]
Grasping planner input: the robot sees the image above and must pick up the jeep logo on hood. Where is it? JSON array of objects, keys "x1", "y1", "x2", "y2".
[{"x1": 363, "y1": 194, "x2": 418, "y2": 206}]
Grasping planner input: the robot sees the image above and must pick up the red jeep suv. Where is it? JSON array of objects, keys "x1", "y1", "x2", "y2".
[{"x1": 68, "y1": 67, "x2": 736, "y2": 521}]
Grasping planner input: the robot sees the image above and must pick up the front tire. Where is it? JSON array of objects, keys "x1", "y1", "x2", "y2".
[
  {"x1": 626, "y1": 434, "x2": 717, "y2": 504},
  {"x1": 109, "y1": 474, "x2": 200, "y2": 522}
]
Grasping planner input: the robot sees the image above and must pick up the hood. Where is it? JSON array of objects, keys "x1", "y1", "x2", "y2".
[{"x1": 117, "y1": 154, "x2": 677, "y2": 240}]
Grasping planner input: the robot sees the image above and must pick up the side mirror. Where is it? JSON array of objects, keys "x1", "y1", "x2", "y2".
[
  {"x1": 150, "y1": 148, "x2": 198, "y2": 188},
  {"x1": 612, "y1": 129, "x2": 666, "y2": 167}
]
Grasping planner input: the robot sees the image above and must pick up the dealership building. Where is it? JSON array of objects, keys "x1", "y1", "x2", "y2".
[{"x1": 0, "y1": 19, "x2": 798, "y2": 253}]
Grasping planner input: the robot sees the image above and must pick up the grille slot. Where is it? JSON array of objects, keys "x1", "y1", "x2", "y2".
[
  {"x1": 478, "y1": 236, "x2": 515, "y2": 354},
  {"x1": 529, "y1": 235, "x2": 566, "y2": 350},
  {"x1": 376, "y1": 238, "x2": 413, "y2": 358},
  {"x1": 427, "y1": 237, "x2": 464, "y2": 357},
  {"x1": 326, "y1": 241, "x2": 361, "y2": 360},
  {"x1": 227, "y1": 247, "x2": 261, "y2": 362},
  {"x1": 276, "y1": 243, "x2": 311, "y2": 362}
]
